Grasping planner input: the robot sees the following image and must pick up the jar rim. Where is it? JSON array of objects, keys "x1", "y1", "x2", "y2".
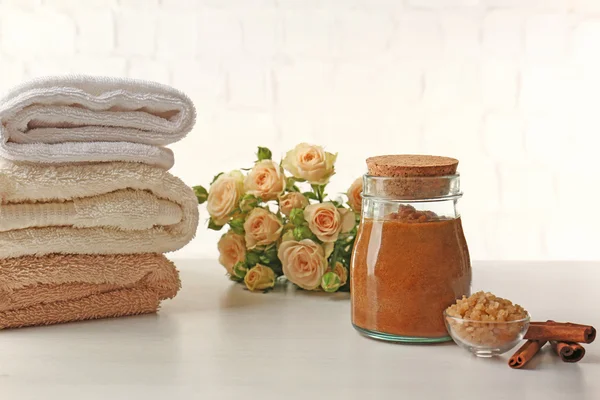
[{"x1": 362, "y1": 173, "x2": 462, "y2": 201}]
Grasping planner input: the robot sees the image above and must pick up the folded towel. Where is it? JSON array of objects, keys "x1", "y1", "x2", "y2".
[
  {"x1": 0, "y1": 75, "x2": 196, "y2": 170},
  {"x1": 0, "y1": 253, "x2": 180, "y2": 329},
  {"x1": 0, "y1": 189, "x2": 183, "y2": 232},
  {"x1": 0, "y1": 160, "x2": 199, "y2": 258}
]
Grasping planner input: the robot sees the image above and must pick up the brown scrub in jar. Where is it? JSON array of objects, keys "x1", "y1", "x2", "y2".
[{"x1": 351, "y1": 155, "x2": 471, "y2": 342}]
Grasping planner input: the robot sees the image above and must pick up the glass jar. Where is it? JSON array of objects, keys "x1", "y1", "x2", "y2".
[{"x1": 351, "y1": 173, "x2": 472, "y2": 343}]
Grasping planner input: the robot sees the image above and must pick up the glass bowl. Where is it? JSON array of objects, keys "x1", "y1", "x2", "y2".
[{"x1": 443, "y1": 311, "x2": 530, "y2": 358}]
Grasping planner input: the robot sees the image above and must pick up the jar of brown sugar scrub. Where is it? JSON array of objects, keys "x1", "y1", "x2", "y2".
[{"x1": 350, "y1": 155, "x2": 472, "y2": 343}]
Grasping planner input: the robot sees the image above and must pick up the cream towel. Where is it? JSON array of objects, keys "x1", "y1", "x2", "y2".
[
  {"x1": 0, "y1": 75, "x2": 196, "y2": 170},
  {"x1": 0, "y1": 254, "x2": 180, "y2": 329},
  {"x1": 0, "y1": 189, "x2": 183, "y2": 232},
  {"x1": 0, "y1": 160, "x2": 199, "y2": 258}
]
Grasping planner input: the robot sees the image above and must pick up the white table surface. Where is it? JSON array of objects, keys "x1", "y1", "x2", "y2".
[{"x1": 1, "y1": 260, "x2": 598, "y2": 400}]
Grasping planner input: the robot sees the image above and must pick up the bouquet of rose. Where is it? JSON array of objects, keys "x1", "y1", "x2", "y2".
[{"x1": 194, "y1": 143, "x2": 363, "y2": 293}]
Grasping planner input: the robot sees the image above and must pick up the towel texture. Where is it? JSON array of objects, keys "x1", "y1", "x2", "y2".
[
  {"x1": 0, "y1": 75, "x2": 196, "y2": 170},
  {"x1": 0, "y1": 160, "x2": 199, "y2": 258},
  {"x1": 0, "y1": 253, "x2": 180, "y2": 329}
]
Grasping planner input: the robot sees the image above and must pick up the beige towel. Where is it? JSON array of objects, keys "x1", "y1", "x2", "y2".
[
  {"x1": 0, "y1": 159, "x2": 199, "y2": 258},
  {"x1": 0, "y1": 253, "x2": 180, "y2": 329}
]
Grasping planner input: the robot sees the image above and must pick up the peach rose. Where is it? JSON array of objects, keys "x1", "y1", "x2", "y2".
[
  {"x1": 282, "y1": 143, "x2": 337, "y2": 184},
  {"x1": 244, "y1": 208, "x2": 283, "y2": 249},
  {"x1": 207, "y1": 171, "x2": 245, "y2": 225},
  {"x1": 244, "y1": 160, "x2": 286, "y2": 201},
  {"x1": 328, "y1": 261, "x2": 348, "y2": 286},
  {"x1": 279, "y1": 192, "x2": 309, "y2": 217},
  {"x1": 347, "y1": 177, "x2": 363, "y2": 213},
  {"x1": 278, "y1": 239, "x2": 327, "y2": 290},
  {"x1": 217, "y1": 231, "x2": 246, "y2": 275},
  {"x1": 244, "y1": 264, "x2": 276, "y2": 291},
  {"x1": 304, "y1": 202, "x2": 356, "y2": 243}
]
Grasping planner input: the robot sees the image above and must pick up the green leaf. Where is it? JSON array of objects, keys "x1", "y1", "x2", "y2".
[
  {"x1": 246, "y1": 251, "x2": 261, "y2": 267},
  {"x1": 210, "y1": 172, "x2": 224, "y2": 185},
  {"x1": 269, "y1": 262, "x2": 283, "y2": 277},
  {"x1": 227, "y1": 208, "x2": 242, "y2": 217},
  {"x1": 232, "y1": 262, "x2": 248, "y2": 279},
  {"x1": 286, "y1": 184, "x2": 301, "y2": 192},
  {"x1": 208, "y1": 218, "x2": 225, "y2": 231},
  {"x1": 229, "y1": 218, "x2": 245, "y2": 235},
  {"x1": 285, "y1": 178, "x2": 297, "y2": 191},
  {"x1": 257, "y1": 146, "x2": 273, "y2": 161},
  {"x1": 193, "y1": 185, "x2": 208, "y2": 204},
  {"x1": 303, "y1": 192, "x2": 318, "y2": 201},
  {"x1": 293, "y1": 226, "x2": 313, "y2": 241},
  {"x1": 289, "y1": 208, "x2": 305, "y2": 226},
  {"x1": 263, "y1": 244, "x2": 278, "y2": 261},
  {"x1": 258, "y1": 244, "x2": 279, "y2": 268},
  {"x1": 239, "y1": 194, "x2": 259, "y2": 212}
]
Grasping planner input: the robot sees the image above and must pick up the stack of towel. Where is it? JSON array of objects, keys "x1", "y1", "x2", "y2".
[{"x1": 0, "y1": 76, "x2": 199, "y2": 329}]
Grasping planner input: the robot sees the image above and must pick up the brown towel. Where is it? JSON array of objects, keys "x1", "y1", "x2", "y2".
[{"x1": 0, "y1": 253, "x2": 181, "y2": 329}]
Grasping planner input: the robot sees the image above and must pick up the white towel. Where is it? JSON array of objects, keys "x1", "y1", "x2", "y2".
[
  {"x1": 0, "y1": 160, "x2": 199, "y2": 259},
  {"x1": 0, "y1": 75, "x2": 196, "y2": 170}
]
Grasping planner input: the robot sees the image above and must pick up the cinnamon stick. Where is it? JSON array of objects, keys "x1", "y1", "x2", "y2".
[
  {"x1": 550, "y1": 341, "x2": 586, "y2": 363},
  {"x1": 508, "y1": 340, "x2": 547, "y2": 369},
  {"x1": 525, "y1": 321, "x2": 596, "y2": 344}
]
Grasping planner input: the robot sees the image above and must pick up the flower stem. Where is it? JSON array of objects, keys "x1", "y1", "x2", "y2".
[
  {"x1": 330, "y1": 241, "x2": 341, "y2": 269},
  {"x1": 311, "y1": 184, "x2": 324, "y2": 203}
]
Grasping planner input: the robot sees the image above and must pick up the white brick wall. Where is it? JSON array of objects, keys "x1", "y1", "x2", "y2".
[
  {"x1": 73, "y1": 10, "x2": 115, "y2": 54},
  {"x1": 1, "y1": 8, "x2": 76, "y2": 58},
  {"x1": 115, "y1": 11, "x2": 156, "y2": 56},
  {"x1": 0, "y1": 0, "x2": 599, "y2": 261}
]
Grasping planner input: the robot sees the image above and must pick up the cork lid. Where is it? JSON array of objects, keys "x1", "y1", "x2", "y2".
[
  {"x1": 364, "y1": 155, "x2": 460, "y2": 199},
  {"x1": 366, "y1": 155, "x2": 459, "y2": 177}
]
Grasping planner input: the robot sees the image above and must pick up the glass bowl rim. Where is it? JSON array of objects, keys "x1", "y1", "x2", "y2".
[{"x1": 443, "y1": 310, "x2": 531, "y2": 324}]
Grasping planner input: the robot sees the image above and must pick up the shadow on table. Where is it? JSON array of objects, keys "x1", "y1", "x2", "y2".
[
  {"x1": 219, "y1": 283, "x2": 277, "y2": 309},
  {"x1": 168, "y1": 267, "x2": 350, "y2": 313},
  {"x1": 290, "y1": 286, "x2": 351, "y2": 301},
  {"x1": 0, "y1": 312, "x2": 177, "y2": 337},
  {"x1": 579, "y1": 352, "x2": 599, "y2": 364},
  {"x1": 218, "y1": 279, "x2": 351, "y2": 309}
]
